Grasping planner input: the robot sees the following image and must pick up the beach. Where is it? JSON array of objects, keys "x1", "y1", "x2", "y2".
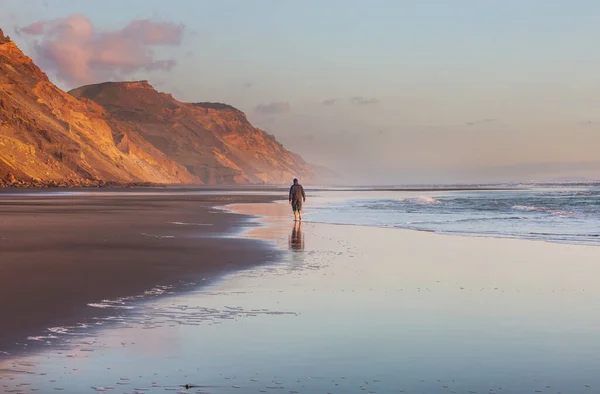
[
  {"x1": 0, "y1": 190, "x2": 282, "y2": 353},
  {"x1": 2, "y1": 189, "x2": 600, "y2": 393}
]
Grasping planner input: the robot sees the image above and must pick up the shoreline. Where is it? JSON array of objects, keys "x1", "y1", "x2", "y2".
[
  {"x1": 0, "y1": 191, "x2": 284, "y2": 355},
  {"x1": 3, "y1": 188, "x2": 597, "y2": 354},
  {"x1": 297, "y1": 220, "x2": 600, "y2": 248},
  {"x1": 3, "y1": 198, "x2": 600, "y2": 392},
  {"x1": 227, "y1": 198, "x2": 600, "y2": 249}
]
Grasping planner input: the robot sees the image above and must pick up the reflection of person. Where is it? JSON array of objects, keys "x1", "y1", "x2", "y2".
[
  {"x1": 290, "y1": 220, "x2": 304, "y2": 251},
  {"x1": 288, "y1": 178, "x2": 306, "y2": 221}
]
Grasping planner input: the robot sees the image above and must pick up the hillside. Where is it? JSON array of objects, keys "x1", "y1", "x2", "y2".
[
  {"x1": 0, "y1": 29, "x2": 199, "y2": 186},
  {"x1": 0, "y1": 29, "x2": 313, "y2": 186},
  {"x1": 69, "y1": 82, "x2": 313, "y2": 184}
]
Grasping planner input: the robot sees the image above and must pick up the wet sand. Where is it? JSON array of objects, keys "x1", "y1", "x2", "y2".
[
  {"x1": 0, "y1": 190, "x2": 281, "y2": 353},
  {"x1": 3, "y1": 198, "x2": 600, "y2": 393}
]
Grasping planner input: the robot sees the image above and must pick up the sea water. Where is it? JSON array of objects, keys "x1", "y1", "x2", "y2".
[{"x1": 306, "y1": 184, "x2": 600, "y2": 245}]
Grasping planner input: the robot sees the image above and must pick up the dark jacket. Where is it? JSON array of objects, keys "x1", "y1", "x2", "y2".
[{"x1": 289, "y1": 184, "x2": 306, "y2": 202}]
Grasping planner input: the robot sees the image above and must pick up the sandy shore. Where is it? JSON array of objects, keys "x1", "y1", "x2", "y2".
[
  {"x1": 0, "y1": 190, "x2": 281, "y2": 353},
  {"x1": 2, "y1": 197, "x2": 600, "y2": 392}
]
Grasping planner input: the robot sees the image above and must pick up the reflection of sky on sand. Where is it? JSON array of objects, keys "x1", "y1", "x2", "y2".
[{"x1": 3, "y1": 200, "x2": 600, "y2": 393}]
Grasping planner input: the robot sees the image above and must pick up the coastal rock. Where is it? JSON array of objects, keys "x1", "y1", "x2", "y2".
[{"x1": 0, "y1": 28, "x2": 10, "y2": 44}]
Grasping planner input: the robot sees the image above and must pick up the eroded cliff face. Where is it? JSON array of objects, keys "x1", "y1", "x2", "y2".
[
  {"x1": 0, "y1": 33, "x2": 313, "y2": 185},
  {"x1": 70, "y1": 82, "x2": 314, "y2": 184},
  {"x1": 0, "y1": 36, "x2": 198, "y2": 185}
]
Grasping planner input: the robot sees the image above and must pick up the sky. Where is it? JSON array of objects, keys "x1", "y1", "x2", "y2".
[{"x1": 2, "y1": 0, "x2": 600, "y2": 184}]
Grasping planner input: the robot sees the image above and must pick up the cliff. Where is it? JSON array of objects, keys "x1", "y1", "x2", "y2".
[
  {"x1": 0, "y1": 37, "x2": 198, "y2": 185},
  {"x1": 0, "y1": 34, "x2": 313, "y2": 186},
  {"x1": 0, "y1": 28, "x2": 10, "y2": 44},
  {"x1": 70, "y1": 82, "x2": 314, "y2": 184}
]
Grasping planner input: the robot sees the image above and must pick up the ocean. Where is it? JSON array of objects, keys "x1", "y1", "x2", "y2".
[{"x1": 306, "y1": 184, "x2": 600, "y2": 246}]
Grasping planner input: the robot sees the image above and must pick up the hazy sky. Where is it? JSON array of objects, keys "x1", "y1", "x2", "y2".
[{"x1": 2, "y1": 0, "x2": 600, "y2": 184}]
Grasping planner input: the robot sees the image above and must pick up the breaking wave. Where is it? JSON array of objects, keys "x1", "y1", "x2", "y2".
[
  {"x1": 512, "y1": 205, "x2": 578, "y2": 218},
  {"x1": 309, "y1": 186, "x2": 600, "y2": 246},
  {"x1": 409, "y1": 196, "x2": 441, "y2": 205}
]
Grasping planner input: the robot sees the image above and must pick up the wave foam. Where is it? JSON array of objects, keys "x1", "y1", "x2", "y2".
[
  {"x1": 143, "y1": 285, "x2": 173, "y2": 296},
  {"x1": 87, "y1": 302, "x2": 135, "y2": 310},
  {"x1": 512, "y1": 205, "x2": 577, "y2": 217},
  {"x1": 512, "y1": 205, "x2": 544, "y2": 212},
  {"x1": 410, "y1": 196, "x2": 441, "y2": 205},
  {"x1": 48, "y1": 327, "x2": 70, "y2": 334},
  {"x1": 27, "y1": 335, "x2": 58, "y2": 341}
]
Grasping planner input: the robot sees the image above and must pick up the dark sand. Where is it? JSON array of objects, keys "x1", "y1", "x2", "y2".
[{"x1": 0, "y1": 190, "x2": 281, "y2": 353}]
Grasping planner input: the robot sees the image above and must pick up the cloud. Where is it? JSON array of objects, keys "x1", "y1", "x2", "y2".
[
  {"x1": 466, "y1": 118, "x2": 495, "y2": 126},
  {"x1": 17, "y1": 20, "x2": 47, "y2": 35},
  {"x1": 323, "y1": 97, "x2": 379, "y2": 106},
  {"x1": 16, "y1": 14, "x2": 184, "y2": 88},
  {"x1": 255, "y1": 101, "x2": 291, "y2": 115},
  {"x1": 350, "y1": 96, "x2": 380, "y2": 105},
  {"x1": 120, "y1": 19, "x2": 182, "y2": 45}
]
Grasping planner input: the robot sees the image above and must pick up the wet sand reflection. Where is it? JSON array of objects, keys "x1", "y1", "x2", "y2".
[
  {"x1": 5, "y1": 199, "x2": 600, "y2": 393},
  {"x1": 289, "y1": 221, "x2": 304, "y2": 251}
]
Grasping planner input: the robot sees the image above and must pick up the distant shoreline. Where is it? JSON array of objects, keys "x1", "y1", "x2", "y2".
[
  {"x1": 2, "y1": 179, "x2": 596, "y2": 193},
  {"x1": 0, "y1": 177, "x2": 167, "y2": 189},
  {"x1": 0, "y1": 182, "x2": 527, "y2": 192}
]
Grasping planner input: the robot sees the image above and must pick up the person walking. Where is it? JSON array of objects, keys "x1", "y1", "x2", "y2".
[{"x1": 288, "y1": 178, "x2": 306, "y2": 221}]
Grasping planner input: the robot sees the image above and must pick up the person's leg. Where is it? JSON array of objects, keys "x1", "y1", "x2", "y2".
[
  {"x1": 293, "y1": 210, "x2": 298, "y2": 221},
  {"x1": 295, "y1": 200, "x2": 303, "y2": 221}
]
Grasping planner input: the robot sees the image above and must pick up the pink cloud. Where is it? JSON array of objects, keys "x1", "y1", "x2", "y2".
[
  {"x1": 18, "y1": 21, "x2": 47, "y2": 35},
  {"x1": 121, "y1": 20, "x2": 182, "y2": 45},
  {"x1": 17, "y1": 14, "x2": 184, "y2": 88}
]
